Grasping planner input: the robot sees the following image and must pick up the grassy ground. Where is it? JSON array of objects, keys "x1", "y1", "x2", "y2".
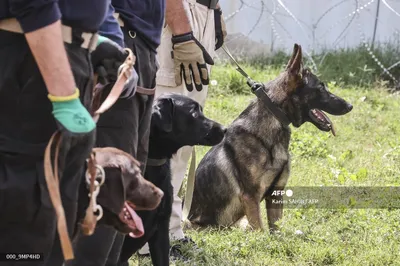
[{"x1": 130, "y1": 66, "x2": 400, "y2": 266}]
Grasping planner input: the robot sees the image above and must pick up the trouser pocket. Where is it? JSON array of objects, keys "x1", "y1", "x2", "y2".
[{"x1": 0, "y1": 156, "x2": 42, "y2": 225}]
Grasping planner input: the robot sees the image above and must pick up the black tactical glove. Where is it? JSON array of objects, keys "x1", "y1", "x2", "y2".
[
  {"x1": 214, "y1": 8, "x2": 227, "y2": 50},
  {"x1": 91, "y1": 36, "x2": 138, "y2": 99}
]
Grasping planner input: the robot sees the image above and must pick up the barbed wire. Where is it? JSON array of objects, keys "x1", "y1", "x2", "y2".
[
  {"x1": 319, "y1": 0, "x2": 376, "y2": 40},
  {"x1": 224, "y1": 0, "x2": 253, "y2": 21},
  {"x1": 247, "y1": 0, "x2": 265, "y2": 36},
  {"x1": 270, "y1": 2, "x2": 285, "y2": 50},
  {"x1": 382, "y1": 0, "x2": 400, "y2": 17},
  {"x1": 356, "y1": 15, "x2": 399, "y2": 83},
  {"x1": 221, "y1": 0, "x2": 400, "y2": 83},
  {"x1": 275, "y1": 0, "x2": 319, "y2": 71}
]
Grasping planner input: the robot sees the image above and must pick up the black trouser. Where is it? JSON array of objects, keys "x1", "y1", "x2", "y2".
[
  {"x1": 0, "y1": 30, "x2": 94, "y2": 266},
  {"x1": 68, "y1": 32, "x2": 158, "y2": 266}
]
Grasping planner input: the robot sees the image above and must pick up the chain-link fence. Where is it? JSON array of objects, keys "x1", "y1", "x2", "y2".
[{"x1": 218, "y1": 0, "x2": 400, "y2": 86}]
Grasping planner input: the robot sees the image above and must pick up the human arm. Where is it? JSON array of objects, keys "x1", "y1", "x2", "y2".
[
  {"x1": 10, "y1": 0, "x2": 76, "y2": 97},
  {"x1": 98, "y1": 3, "x2": 125, "y2": 47},
  {"x1": 25, "y1": 21, "x2": 77, "y2": 97},
  {"x1": 165, "y1": 0, "x2": 191, "y2": 35},
  {"x1": 10, "y1": 1, "x2": 95, "y2": 132},
  {"x1": 25, "y1": 21, "x2": 96, "y2": 132}
]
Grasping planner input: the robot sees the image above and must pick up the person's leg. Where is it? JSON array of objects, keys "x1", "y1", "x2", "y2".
[
  {"x1": 0, "y1": 155, "x2": 56, "y2": 266},
  {"x1": 0, "y1": 31, "x2": 56, "y2": 266},
  {"x1": 0, "y1": 29, "x2": 95, "y2": 266},
  {"x1": 137, "y1": 0, "x2": 216, "y2": 256},
  {"x1": 67, "y1": 77, "x2": 149, "y2": 264},
  {"x1": 169, "y1": 2, "x2": 216, "y2": 244},
  {"x1": 0, "y1": 28, "x2": 92, "y2": 266},
  {"x1": 114, "y1": 33, "x2": 158, "y2": 263},
  {"x1": 67, "y1": 83, "x2": 141, "y2": 266},
  {"x1": 157, "y1": 0, "x2": 216, "y2": 244},
  {"x1": 42, "y1": 38, "x2": 95, "y2": 266},
  {"x1": 69, "y1": 24, "x2": 160, "y2": 265}
]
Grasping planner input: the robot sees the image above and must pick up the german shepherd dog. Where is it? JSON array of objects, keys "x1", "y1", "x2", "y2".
[{"x1": 188, "y1": 44, "x2": 353, "y2": 232}]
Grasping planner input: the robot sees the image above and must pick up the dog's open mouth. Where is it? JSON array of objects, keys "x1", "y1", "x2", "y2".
[
  {"x1": 309, "y1": 109, "x2": 336, "y2": 136},
  {"x1": 118, "y1": 202, "x2": 144, "y2": 238}
]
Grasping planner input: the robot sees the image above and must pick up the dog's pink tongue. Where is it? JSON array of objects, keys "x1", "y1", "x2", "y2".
[{"x1": 124, "y1": 202, "x2": 144, "y2": 238}]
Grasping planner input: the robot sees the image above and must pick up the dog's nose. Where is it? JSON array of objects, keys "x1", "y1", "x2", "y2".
[{"x1": 347, "y1": 103, "x2": 353, "y2": 111}]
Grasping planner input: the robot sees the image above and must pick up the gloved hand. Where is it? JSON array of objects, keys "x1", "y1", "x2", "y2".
[
  {"x1": 91, "y1": 36, "x2": 138, "y2": 99},
  {"x1": 48, "y1": 89, "x2": 96, "y2": 134},
  {"x1": 171, "y1": 31, "x2": 214, "y2": 92},
  {"x1": 48, "y1": 89, "x2": 96, "y2": 199},
  {"x1": 91, "y1": 36, "x2": 127, "y2": 69},
  {"x1": 214, "y1": 8, "x2": 227, "y2": 50}
]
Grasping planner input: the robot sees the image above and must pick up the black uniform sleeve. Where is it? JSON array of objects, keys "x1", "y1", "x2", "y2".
[{"x1": 8, "y1": 0, "x2": 61, "y2": 33}]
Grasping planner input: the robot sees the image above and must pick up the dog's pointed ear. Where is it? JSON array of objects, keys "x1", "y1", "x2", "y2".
[
  {"x1": 286, "y1": 44, "x2": 299, "y2": 70},
  {"x1": 286, "y1": 44, "x2": 303, "y2": 75},
  {"x1": 151, "y1": 97, "x2": 174, "y2": 133}
]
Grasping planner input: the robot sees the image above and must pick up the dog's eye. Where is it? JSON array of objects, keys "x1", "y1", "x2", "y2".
[{"x1": 192, "y1": 112, "x2": 199, "y2": 118}]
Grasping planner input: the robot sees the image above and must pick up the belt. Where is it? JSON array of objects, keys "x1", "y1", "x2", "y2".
[
  {"x1": 0, "y1": 18, "x2": 98, "y2": 52},
  {"x1": 196, "y1": 0, "x2": 219, "y2": 9}
]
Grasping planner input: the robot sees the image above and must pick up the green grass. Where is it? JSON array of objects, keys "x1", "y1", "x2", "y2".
[{"x1": 130, "y1": 66, "x2": 400, "y2": 266}]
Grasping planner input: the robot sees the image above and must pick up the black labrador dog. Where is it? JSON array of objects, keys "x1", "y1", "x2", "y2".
[{"x1": 117, "y1": 93, "x2": 226, "y2": 266}]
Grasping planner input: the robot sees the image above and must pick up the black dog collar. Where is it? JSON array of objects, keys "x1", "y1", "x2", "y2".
[
  {"x1": 146, "y1": 158, "x2": 168, "y2": 167},
  {"x1": 251, "y1": 83, "x2": 291, "y2": 127}
]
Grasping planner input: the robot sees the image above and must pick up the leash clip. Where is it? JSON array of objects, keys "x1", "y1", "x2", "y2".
[
  {"x1": 85, "y1": 163, "x2": 105, "y2": 221},
  {"x1": 85, "y1": 164, "x2": 105, "y2": 187},
  {"x1": 90, "y1": 182, "x2": 103, "y2": 221}
]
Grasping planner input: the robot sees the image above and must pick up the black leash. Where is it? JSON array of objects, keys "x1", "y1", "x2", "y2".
[{"x1": 221, "y1": 45, "x2": 291, "y2": 127}]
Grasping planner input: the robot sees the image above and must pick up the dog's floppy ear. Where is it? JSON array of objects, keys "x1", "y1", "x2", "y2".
[
  {"x1": 96, "y1": 168, "x2": 126, "y2": 215},
  {"x1": 151, "y1": 97, "x2": 174, "y2": 133},
  {"x1": 93, "y1": 148, "x2": 128, "y2": 214},
  {"x1": 286, "y1": 43, "x2": 302, "y2": 76}
]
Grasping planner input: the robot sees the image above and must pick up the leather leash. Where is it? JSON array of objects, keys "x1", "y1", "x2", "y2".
[
  {"x1": 43, "y1": 48, "x2": 136, "y2": 261},
  {"x1": 43, "y1": 132, "x2": 73, "y2": 259},
  {"x1": 92, "y1": 49, "x2": 136, "y2": 122},
  {"x1": 80, "y1": 152, "x2": 98, "y2": 236}
]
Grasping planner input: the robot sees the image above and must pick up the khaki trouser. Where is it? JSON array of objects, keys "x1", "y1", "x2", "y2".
[{"x1": 139, "y1": 0, "x2": 216, "y2": 254}]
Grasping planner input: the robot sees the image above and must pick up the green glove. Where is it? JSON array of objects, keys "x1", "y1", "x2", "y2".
[{"x1": 48, "y1": 89, "x2": 96, "y2": 133}]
